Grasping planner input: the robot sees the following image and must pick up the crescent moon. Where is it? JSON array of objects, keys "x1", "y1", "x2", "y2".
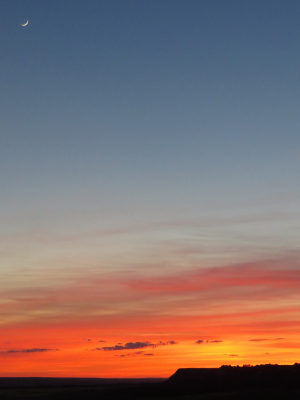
[{"x1": 21, "y1": 20, "x2": 29, "y2": 26}]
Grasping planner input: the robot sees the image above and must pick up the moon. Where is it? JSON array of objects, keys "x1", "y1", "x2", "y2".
[{"x1": 21, "y1": 20, "x2": 29, "y2": 26}]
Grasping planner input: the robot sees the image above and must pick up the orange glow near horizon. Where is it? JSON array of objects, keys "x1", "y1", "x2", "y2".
[
  {"x1": 2, "y1": 257, "x2": 300, "y2": 377},
  {"x1": 2, "y1": 323, "x2": 300, "y2": 378}
]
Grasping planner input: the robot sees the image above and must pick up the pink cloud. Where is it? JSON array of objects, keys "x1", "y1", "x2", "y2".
[
  {"x1": 127, "y1": 259, "x2": 300, "y2": 295},
  {"x1": 2, "y1": 256, "x2": 300, "y2": 337}
]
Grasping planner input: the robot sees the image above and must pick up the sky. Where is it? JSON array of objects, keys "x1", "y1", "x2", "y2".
[{"x1": 1, "y1": 0, "x2": 300, "y2": 378}]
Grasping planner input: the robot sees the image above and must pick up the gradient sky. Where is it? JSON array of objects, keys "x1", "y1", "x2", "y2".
[{"x1": 1, "y1": 0, "x2": 300, "y2": 377}]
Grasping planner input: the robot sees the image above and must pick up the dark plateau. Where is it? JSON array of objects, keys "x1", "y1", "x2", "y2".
[{"x1": 2, "y1": 364, "x2": 300, "y2": 399}]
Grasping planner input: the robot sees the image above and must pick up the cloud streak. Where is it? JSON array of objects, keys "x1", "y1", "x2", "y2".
[
  {"x1": 3, "y1": 255, "x2": 300, "y2": 331},
  {"x1": 196, "y1": 340, "x2": 222, "y2": 344},
  {"x1": 114, "y1": 351, "x2": 147, "y2": 358},
  {"x1": 7, "y1": 348, "x2": 59, "y2": 353},
  {"x1": 95, "y1": 340, "x2": 178, "y2": 351},
  {"x1": 249, "y1": 338, "x2": 285, "y2": 342}
]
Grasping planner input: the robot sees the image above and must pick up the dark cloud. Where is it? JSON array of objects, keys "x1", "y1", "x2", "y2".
[
  {"x1": 96, "y1": 340, "x2": 178, "y2": 351},
  {"x1": 97, "y1": 341, "x2": 156, "y2": 351},
  {"x1": 229, "y1": 354, "x2": 238, "y2": 357},
  {"x1": 87, "y1": 339, "x2": 91, "y2": 342},
  {"x1": 144, "y1": 353, "x2": 153, "y2": 356},
  {"x1": 98, "y1": 340, "x2": 106, "y2": 343},
  {"x1": 156, "y1": 340, "x2": 179, "y2": 346},
  {"x1": 195, "y1": 339, "x2": 222, "y2": 344},
  {"x1": 114, "y1": 351, "x2": 145, "y2": 358},
  {"x1": 7, "y1": 348, "x2": 59, "y2": 353}
]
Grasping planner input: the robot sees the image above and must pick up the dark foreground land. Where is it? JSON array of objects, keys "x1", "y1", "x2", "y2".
[{"x1": 2, "y1": 364, "x2": 300, "y2": 399}]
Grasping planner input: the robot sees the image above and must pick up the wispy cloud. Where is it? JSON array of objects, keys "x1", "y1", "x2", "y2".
[
  {"x1": 196, "y1": 340, "x2": 222, "y2": 344},
  {"x1": 127, "y1": 258, "x2": 300, "y2": 297},
  {"x1": 7, "y1": 348, "x2": 59, "y2": 353},
  {"x1": 95, "y1": 340, "x2": 178, "y2": 351},
  {"x1": 114, "y1": 351, "x2": 146, "y2": 357},
  {"x1": 249, "y1": 338, "x2": 285, "y2": 342},
  {"x1": 3, "y1": 256, "x2": 300, "y2": 327},
  {"x1": 96, "y1": 342, "x2": 156, "y2": 351}
]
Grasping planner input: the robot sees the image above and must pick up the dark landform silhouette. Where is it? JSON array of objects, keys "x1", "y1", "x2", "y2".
[
  {"x1": 0, "y1": 377, "x2": 165, "y2": 388},
  {"x1": 2, "y1": 364, "x2": 300, "y2": 399}
]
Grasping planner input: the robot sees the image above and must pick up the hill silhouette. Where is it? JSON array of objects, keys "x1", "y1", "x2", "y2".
[
  {"x1": 2, "y1": 364, "x2": 300, "y2": 399},
  {"x1": 164, "y1": 363, "x2": 300, "y2": 395}
]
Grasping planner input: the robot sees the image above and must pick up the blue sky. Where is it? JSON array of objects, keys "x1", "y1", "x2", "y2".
[
  {"x1": 1, "y1": 0, "x2": 300, "y2": 300},
  {"x1": 1, "y1": 0, "x2": 300, "y2": 272}
]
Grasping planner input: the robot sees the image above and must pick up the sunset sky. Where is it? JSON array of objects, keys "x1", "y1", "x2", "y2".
[{"x1": 1, "y1": 0, "x2": 300, "y2": 378}]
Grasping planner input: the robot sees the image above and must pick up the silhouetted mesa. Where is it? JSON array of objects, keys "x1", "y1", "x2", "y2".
[
  {"x1": 164, "y1": 364, "x2": 300, "y2": 395},
  {"x1": 2, "y1": 365, "x2": 300, "y2": 399}
]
